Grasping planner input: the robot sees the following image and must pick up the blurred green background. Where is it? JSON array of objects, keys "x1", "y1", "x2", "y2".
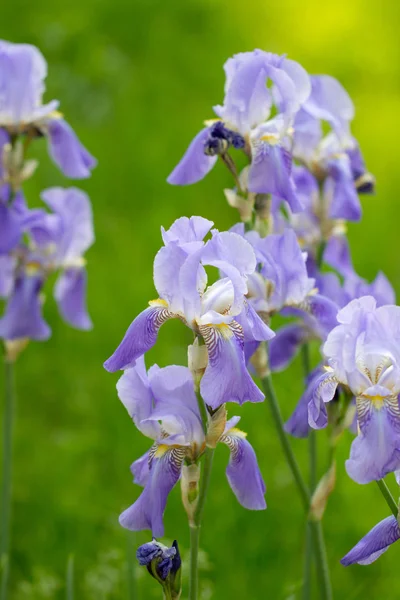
[{"x1": 2, "y1": 0, "x2": 400, "y2": 597}]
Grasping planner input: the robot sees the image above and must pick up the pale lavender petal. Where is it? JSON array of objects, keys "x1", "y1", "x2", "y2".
[
  {"x1": 200, "y1": 321, "x2": 264, "y2": 409},
  {"x1": 249, "y1": 143, "x2": 301, "y2": 211},
  {"x1": 303, "y1": 75, "x2": 354, "y2": 138},
  {"x1": 307, "y1": 293, "x2": 339, "y2": 338},
  {"x1": 167, "y1": 128, "x2": 217, "y2": 185},
  {"x1": 0, "y1": 274, "x2": 50, "y2": 340},
  {"x1": 116, "y1": 358, "x2": 161, "y2": 440},
  {"x1": 0, "y1": 201, "x2": 21, "y2": 253},
  {"x1": 235, "y1": 300, "x2": 274, "y2": 342},
  {"x1": 119, "y1": 445, "x2": 185, "y2": 537},
  {"x1": 104, "y1": 305, "x2": 174, "y2": 372},
  {"x1": 220, "y1": 430, "x2": 266, "y2": 509},
  {"x1": 161, "y1": 216, "x2": 213, "y2": 246},
  {"x1": 324, "y1": 235, "x2": 354, "y2": 277},
  {"x1": 130, "y1": 451, "x2": 150, "y2": 486},
  {"x1": 41, "y1": 187, "x2": 94, "y2": 263},
  {"x1": 54, "y1": 268, "x2": 92, "y2": 330},
  {"x1": 346, "y1": 397, "x2": 400, "y2": 484},
  {"x1": 269, "y1": 323, "x2": 308, "y2": 372},
  {"x1": 0, "y1": 255, "x2": 15, "y2": 298},
  {"x1": 47, "y1": 117, "x2": 97, "y2": 179},
  {"x1": 308, "y1": 370, "x2": 338, "y2": 429},
  {"x1": 0, "y1": 41, "x2": 58, "y2": 125},
  {"x1": 341, "y1": 516, "x2": 400, "y2": 566},
  {"x1": 325, "y1": 159, "x2": 361, "y2": 222}
]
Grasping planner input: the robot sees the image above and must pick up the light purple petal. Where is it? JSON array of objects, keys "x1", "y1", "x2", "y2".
[
  {"x1": 324, "y1": 235, "x2": 354, "y2": 278},
  {"x1": 41, "y1": 187, "x2": 94, "y2": 263},
  {"x1": 307, "y1": 293, "x2": 339, "y2": 338},
  {"x1": 200, "y1": 321, "x2": 264, "y2": 409},
  {"x1": 341, "y1": 516, "x2": 400, "y2": 566},
  {"x1": 47, "y1": 117, "x2": 97, "y2": 179},
  {"x1": 161, "y1": 216, "x2": 213, "y2": 246},
  {"x1": 346, "y1": 397, "x2": 400, "y2": 484},
  {"x1": 325, "y1": 158, "x2": 361, "y2": 222},
  {"x1": 0, "y1": 255, "x2": 15, "y2": 298},
  {"x1": 116, "y1": 357, "x2": 161, "y2": 440},
  {"x1": 0, "y1": 201, "x2": 21, "y2": 253},
  {"x1": 104, "y1": 304, "x2": 174, "y2": 372},
  {"x1": 167, "y1": 128, "x2": 217, "y2": 185},
  {"x1": 220, "y1": 430, "x2": 266, "y2": 509},
  {"x1": 0, "y1": 41, "x2": 58, "y2": 125},
  {"x1": 308, "y1": 370, "x2": 338, "y2": 430},
  {"x1": 0, "y1": 274, "x2": 50, "y2": 341},
  {"x1": 130, "y1": 451, "x2": 150, "y2": 486},
  {"x1": 54, "y1": 268, "x2": 92, "y2": 330},
  {"x1": 119, "y1": 445, "x2": 185, "y2": 537},
  {"x1": 303, "y1": 75, "x2": 354, "y2": 139},
  {"x1": 235, "y1": 300, "x2": 274, "y2": 342},
  {"x1": 249, "y1": 142, "x2": 301, "y2": 211}
]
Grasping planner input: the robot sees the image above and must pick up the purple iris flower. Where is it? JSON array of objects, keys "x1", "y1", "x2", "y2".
[
  {"x1": 0, "y1": 40, "x2": 96, "y2": 179},
  {"x1": 0, "y1": 187, "x2": 94, "y2": 340},
  {"x1": 341, "y1": 516, "x2": 400, "y2": 566},
  {"x1": 307, "y1": 296, "x2": 400, "y2": 483},
  {"x1": 293, "y1": 76, "x2": 374, "y2": 221},
  {"x1": 168, "y1": 50, "x2": 310, "y2": 210},
  {"x1": 117, "y1": 358, "x2": 266, "y2": 537},
  {"x1": 104, "y1": 216, "x2": 273, "y2": 409}
]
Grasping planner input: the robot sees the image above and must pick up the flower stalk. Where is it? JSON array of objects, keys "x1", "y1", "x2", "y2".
[{"x1": 0, "y1": 355, "x2": 15, "y2": 598}]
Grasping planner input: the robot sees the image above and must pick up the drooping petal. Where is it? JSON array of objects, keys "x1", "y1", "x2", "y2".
[
  {"x1": 0, "y1": 201, "x2": 21, "y2": 253},
  {"x1": 119, "y1": 445, "x2": 186, "y2": 537},
  {"x1": 104, "y1": 304, "x2": 175, "y2": 372},
  {"x1": 303, "y1": 75, "x2": 354, "y2": 139},
  {"x1": 341, "y1": 516, "x2": 400, "y2": 566},
  {"x1": 269, "y1": 323, "x2": 308, "y2": 372},
  {"x1": 346, "y1": 396, "x2": 400, "y2": 484},
  {"x1": 324, "y1": 235, "x2": 354, "y2": 278},
  {"x1": 0, "y1": 255, "x2": 15, "y2": 298},
  {"x1": 54, "y1": 268, "x2": 92, "y2": 330},
  {"x1": 130, "y1": 451, "x2": 151, "y2": 486},
  {"x1": 235, "y1": 300, "x2": 274, "y2": 343},
  {"x1": 167, "y1": 128, "x2": 217, "y2": 185},
  {"x1": 220, "y1": 428, "x2": 266, "y2": 509},
  {"x1": 116, "y1": 358, "x2": 161, "y2": 440},
  {"x1": 46, "y1": 117, "x2": 97, "y2": 179},
  {"x1": 0, "y1": 274, "x2": 50, "y2": 341},
  {"x1": 325, "y1": 158, "x2": 361, "y2": 222},
  {"x1": 249, "y1": 141, "x2": 301, "y2": 211},
  {"x1": 308, "y1": 370, "x2": 338, "y2": 430},
  {"x1": 306, "y1": 293, "x2": 339, "y2": 338},
  {"x1": 199, "y1": 321, "x2": 264, "y2": 409},
  {"x1": 41, "y1": 187, "x2": 94, "y2": 263}
]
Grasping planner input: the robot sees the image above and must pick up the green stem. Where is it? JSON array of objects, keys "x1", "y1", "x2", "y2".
[
  {"x1": 189, "y1": 391, "x2": 214, "y2": 600},
  {"x1": 1, "y1": 359, "x2": 15, "y2": 598},
  {"x1": 66, "y1": 555, "x2": 74, "y2": 600},
  {"x1": 376, "y1": 479, "x2": 398, "y2": 517},
  {"x1": 302, "y1": 523, "x2": 313, "y2": 600},
  {"x1": 262, "y1": 373, "x2": 333, "y2": 600},
  {"x1": 310, "y1": 521, "x2": 332, "y2": 600},
  {"x1": 262, "y1": 375, "x2": 309, "y2": 511}
]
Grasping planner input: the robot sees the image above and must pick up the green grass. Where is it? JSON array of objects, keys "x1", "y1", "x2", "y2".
[{"x1": 2, "y1": 0, "x2": 400, "y2": 597}]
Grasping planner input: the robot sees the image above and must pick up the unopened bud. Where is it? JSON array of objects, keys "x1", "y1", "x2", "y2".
[
  {"x1": 310, "y1": 461, "x2": 336, "y2": 521},
  {"x1": 181, "y1": 464, "x2": 200, "y2": 525},
  {"x1": 137, "y1": 540, "x2": 182, "y2": 598},
  {"x1": 188, "y1": 341, "x2": 208, "y2": 389},
  {"x1": 206, "y1": 405, "x2": 227, "y2": 448},
  {"x1": 4, "y1": 338, "x2": 29, "y2": 362},
  {"x1": 250, "y1": 342, "x2": 269, "y2": 378},
  {"x1": 224, "y1": 188, "x2": 254, "y2": 222}
]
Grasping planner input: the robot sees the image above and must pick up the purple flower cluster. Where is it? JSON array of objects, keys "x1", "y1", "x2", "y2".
[
  {"x1": 0, "y1": 41, "x2": 96, "y2": 348},
  {"x1": 108, "y1": 47, "x2": 400, "y2": 577}
]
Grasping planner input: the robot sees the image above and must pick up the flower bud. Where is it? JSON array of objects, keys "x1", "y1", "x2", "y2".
[
  {"x1": 188, "y1": 341, "x2": 208, "y2": 389},
  {"x1": 137, "y1": 540, "x2": 182, "y2": 598},
  {"x1": 181, "y1": 464, "x2": 200, "y2": 525},
  {"x1": 309, "y1": 461, "x2": 336, "y2": 521},
  {"x1": 206, "y1": 405, "x2": 227, "y2": 448}
]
